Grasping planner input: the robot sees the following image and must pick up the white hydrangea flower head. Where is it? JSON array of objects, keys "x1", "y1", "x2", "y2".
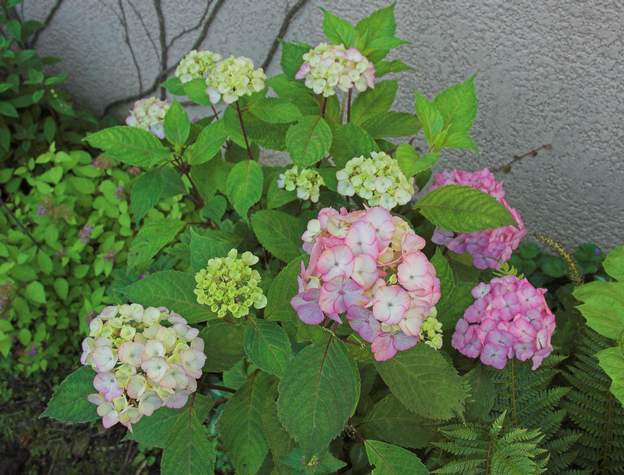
[
  {"x1": 81, "y1": 304, "x2": 206, "y2": 431},
  {"x1": 336, "y1": 151, "x2": 414, "y2": 210},
  {"x1": 205, "y1": 56, "x2": 266, "y2": 105},
  {"x1": 175, "y1": 49, "x2": 222, "y2": 83},
  {"x1": 295, "y1": 43, "x2": 375, "y2": 97},
  {"x1": 125, "y1": 97, "x2": 170, "y2": 139},
  {"x1": 277, "y1": 166, "x2": 325, "y2": 203}
]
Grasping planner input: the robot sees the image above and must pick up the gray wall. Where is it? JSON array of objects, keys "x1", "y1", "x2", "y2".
[{"x1": 21, "y1": 0, "x2": 624, "y2": 249}]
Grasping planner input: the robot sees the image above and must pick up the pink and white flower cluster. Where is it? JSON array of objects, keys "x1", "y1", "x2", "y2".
[
  {"x1": 81, "y1": 304, "x2": 206, "y2": 430},
  {"x1": 291, "y1": 206, "x2": 442, "y2": 361},
  {"x1": 295, "y1": 43, "x2": 375, "y2": 97},
  {"x1": 431, "y1": 169, "x2": 526, "y2": 269},
  {"x1": 452, "y1": 276, "x2": 555, "y2": 370}
]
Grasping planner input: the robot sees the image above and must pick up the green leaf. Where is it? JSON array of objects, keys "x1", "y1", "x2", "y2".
[
  {"x1": 415, "y1": 94, "x2": 444, "y2": 147},
  {"x1": 574, "y1": 281, "x2": 624, "y2": 339},
  {"x1": 434, "y1": 75, "x2": 477, "y2": 143},
  {"x1": 0, "y1": 101, "x2": 18, "y2": 118},
  {"x1": 282, "y1": 448, "x2": 346, "y2": 474},
  {"x1": 364, "y1": 440, "x2": 428, "y2": 475},
  {"x1": 603, "y1": 245, "x2": 624, "y2": 281},
  {"x1": 200, "y1": 321, "x2": 246, "y2": 372},
  {"x1": 278, "y1": 337, "x2": 360, "y2": 456},
  {"x1": 161, "y1": 418, "x2": 216, "y2": 475},
  {"x1": 191, "y1": 158, "x2": 233, "y2": 202},
  {"x1": 85, "y1": 126, "x2": 171, "y2": 167},
  {"x1": 131, "y1": 167, "x2": 185, "y2": 221},
  {"x1": 286, "y1": 116, "x2": 332, "y2": 168},
  {"x1": 267, "y1": 173, "x2": 296, "y2": 209},
  {"x1": 201, "y1": 194, "x2": 227, "y2": 222},
  {"x1": 395, "y1": 144, "x2": 439, "y2": 178},
  {"x1": 368, "y1": 36, "x2": 409, "y2": 50},
  {"x1": 351, "y1": 80, "x2": 397, "y2": 125},
  {"x1": 219, "y1": 372, "x2": 274, "y2": 475},
  {"x1": 226, "y1": 160, "x2": 263, "y2": 220},
  {"x1": 597, "y1": 347, "x2": 624, "y2": 407},
  {"x1": 355, "y1": 5, "x2": 397, "y2": 52},
  {"x1": 164, "y1": 100, "x2": 191, "y2": 145},
  {"x1": 375, "y1": 59, "x2": 412, "y2": 77},
  {"x1": 189, "y1": 227, "x2": 242, "y2": 271},
  {"x1": 125, "y1": 271, "x2": 213, "y2": 323},
  {"x1": 330, "y1": 122, "x2": 377, "y2": 168},
  {"x1": 266, "y1": 256, "x2": 305, "y2": 322},
  {"x1": 183, "y1": 78, "x2": 211, "y2": 106},
  {"x1": 162, "y1": 76, "x2": 186, "y2": 96},
  {"x1": 25, "y1": 281, "x2": 46, "y2": 304},
  {"x1": 361, "y1": 112, "x2": 419, "y2": 138},
  {"x1": 127, "y1": 219, "x2": 184, "y2": 269},
  {"x1": 42, "y1": 367, "x2": 98, "y2": 422},
  {"x1": 322, "y1": 9, "x2": 354, "y2": 46},
  {"x1": 375, "y1": 344, "x2": 468, "y2": 420},
  {"x1": 244, "y1": 320, "x2": 292, "y2": 377},
  {"x1": 281, "y1": 41, "x2": 311, "y2": 79},
  {"x1": 251, "y1": 210, "x2": 305, "y2": 263},
  {"x1": 249, "y1": 97, "x2": 302, "y2": 124},
  {"x1": 186, "y1": 120, "x2": 226, "y2": 165},
  {"x1": 415, "y1": 185, "x2": 515, "y2": 232},
  {"x1": 357, "y1": 394, "x2": 436, "y2": 449}
]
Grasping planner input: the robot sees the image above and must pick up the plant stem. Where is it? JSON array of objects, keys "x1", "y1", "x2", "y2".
[
  {"x1": 320, "y1": 97, "x2": 327, "y2": 117},
  {"x1": 346, "y1": 88, "x2": 352, "y2": 122},
  {"x1": 210, "y1": 104, "x2": 220, "y2": 121},
  {"x1": 172, "y1": 157, "x2": 204, "y2": 208},
  {"x1": 510, "y1": 358, "x2": 518, "y2": 427},
  {"x1": 235, "y1": 101, "x2": 253, "y2": 160}
]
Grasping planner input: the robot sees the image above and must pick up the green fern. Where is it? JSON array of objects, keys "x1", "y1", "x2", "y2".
[
  {"x1": 431, "y1": 411, "x2": 547, "y2": 474},
  {"x1": 563, "y1": 329, "x2": 624, "y2": 473},
  {"x1": 489, "y1": 357, "x2": 579, "y2": 472}
]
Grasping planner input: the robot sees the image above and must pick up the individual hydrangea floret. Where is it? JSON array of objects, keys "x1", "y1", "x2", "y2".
[
  {"x1": 205, "y1": 56, "x2": 266, "y2": 105},
  {"x1": 337, "y1": 152, "x2": 414, "y2": 210},
  {"x1": 277, "y1": 166, "x2": 325, "y2": 203},
  {"x1": 125, "y1": 97, "x2": 170, "y2": 139},
  {"x1": 81, "y1": 304, "x2": 206, "y2": 431},
  {"x1": 175, "y1": 49, "x2": 222, "y2": 83},
  {"x1": 431, "y1": 169, "x2": 526, "y2": 269},
  {"x1": 295, "y1": 43, "x2": 375, "y2": 97},
  {"x1": 194, "y1": 249, "x2": 267, "y2": 318},
  {"x1": 291, "y1": 206, "x2": 441, "y2": 361},
  {"x1": 451, "y1": 276, "x2": 555, "y2": 370}
]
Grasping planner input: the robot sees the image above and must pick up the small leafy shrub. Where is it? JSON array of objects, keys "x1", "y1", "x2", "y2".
[
  {"x1": 40, "y1": 4, "x2": 624, "y2": 474},
  {"x1": 0, "y1": 0, "x2": 97, "y2": 165}
]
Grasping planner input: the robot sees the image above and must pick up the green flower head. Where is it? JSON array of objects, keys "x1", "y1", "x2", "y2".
[{"x1": 194, "y1": 249, "x2": 267, "y2": 319}]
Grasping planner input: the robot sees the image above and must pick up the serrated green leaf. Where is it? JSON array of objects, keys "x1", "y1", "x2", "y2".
[
  {"x1": 0, "y1": 101, "x2": 18, "y2": 118},
  {"x1": 322, "y1": 9, "x2": 354, "y2": 46},
  {"x1": 375, "y1": 344, "x2": 468, "y2": 420},
  {"x1": 42, "y1": 367, "x2": 98, "y2": 422},
  {"x1": 351, "y1": 80, "x2": 397, "y2": 125},
  {"x1": 603, "y1": 245, "x2": 624, "y2": 281},
  {"x1": 125, "y1": 271, "x2": 214, "y2": 323},
  {"x1": 286, "y1": 116, "x2": 332, "y2": 167},
  {"x1": 200, "y1": 320, "x2": 247, "y2": 372},
  {"x1": 330, "y1": 122, "x2": 377, "y2": 168},
  {"x1": 85, "y1": 126, "x2": 171, "y2": 167},
  {"x1": 186, "y1": 120, "x2": 226, "y2": 165},
  {"x1": 131, "y1": 167, "x2": 185, "y2": 221},
  {"x1": 278, "y1": 337, "x2": 360, "y2": 456},
  {"x1": 415, "y1": 94, "x2": 444, "y2": 147},
  {"x1": 251, "y1": 210, "x2": 305, "y2": 263},
  {"x1": 127, "y1": 219, "x2": 184, "y2": 269},
  {"x1": 597, "y1": 347, "x2": 624, "y2": 407},
  {"x1": 25, "y1": 281, "x2": 46, "y2": 304},
  {"x1": 375, "y1": 59, "x2": 412, "y2": 77},
  {"x1": 281, "y1": 41, "x2": 312, "y2": 79},
  {"x1": 415, "y1": 184, "x2": 515, "y2": 232},
  {"x1": 355, "y1": 5, "x2": 397, "y2": 53},
  {"x1": 164, "y1": 100, "x2": 190, "y2": 145},
  {"x1": 364, "y1": 440, "x2": 428, "y2": 475},
  {"x1": 244, "y1": 320, "x2": 292, "y2": 377},
  {"x1": 189, "y1": 227, "x2": 242, "y2": 271},
  {"x1": 394, "y1": 144, "x2": 437, "y2": 178},
  {"x1": 361, "y1": 112, "x2": 419, "y2": 139},
  {"x1": 267, "y1": 173, "x2": 297, "y2": 209},
  {"x1": 161, "y1": 418, "x2": 216, "y2": 475},
  {"x1": 249, "y1": 97, "x2": 302, "y2": 124},
  {"x1": 225, "y1": 160, "x2": 263, "y2": 220},
  {"x1": 182, "y1": 78, "x2": 211, "y2": 106},
  {"x1": 574, "y1": 281, "x2": 624, "y2": 338},
  {"x1": 434, "y1": 75, "x2": 477, "y2": 138},
  {"x1": 266, "y1": 256, "x2": 305, "y2": 322}
]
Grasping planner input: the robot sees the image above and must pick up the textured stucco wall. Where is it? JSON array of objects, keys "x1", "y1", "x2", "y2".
[{"x1": 20, "y1": 0, "x2": 624, "y2": 249}]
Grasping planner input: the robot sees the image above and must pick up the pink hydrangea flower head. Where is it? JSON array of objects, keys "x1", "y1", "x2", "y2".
[
  {"x1": 452, "y1": 276, "x2": 555, "y2": 370},
  {"x1": 430, "y1": 169, "x2": 526, "y2": 269}
]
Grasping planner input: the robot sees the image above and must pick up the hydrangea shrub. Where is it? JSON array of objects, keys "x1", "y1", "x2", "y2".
[{"x1": 43, "y1": 5, "x2": 569, "y2": 473}]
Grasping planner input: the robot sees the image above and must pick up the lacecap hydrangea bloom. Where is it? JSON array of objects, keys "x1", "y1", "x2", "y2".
[
  {"x1": 277, "y1": 166, "x2": 325, "y2": 203},
  {"x1": 175, "y1": 49, "x2": 222, "y2": 83},
  {"x1": 194, "y1": 249, "x2": 267, "y2": 318},
  {"x1": 125, "y1": 97, "x2": 170, "y2": 139},
  {"x1": 81, "y1": 304, "x2": 206, "y2": 430},
  {"x1": 451, "y1": 276, "x2": 555, "y2": 370},
  {"x1": 295, "y1": 43, "x2": 375, "y2": 97},
  {"x1": 431, "y1": 169, "x2": 526, "y2": 269},
  {"x1": 291, "y1": 206, "x2": 442, "y2": 361},
  {"x1": 205, "y1": 56, "x2": 266, "y2": 105},
  {"x1": 337, "y1": 152, "x2": 414, "y2": 210}
]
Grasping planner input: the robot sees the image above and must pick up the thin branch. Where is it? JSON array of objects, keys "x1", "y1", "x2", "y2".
[
  {"x1": 167, "y1": 0, "x2": 213, "y2": 50},
  {"x1": 29, "y1": 0, "x2": 65, "y2": 47},
  {"x1": 117, "y1": 0, "x2": 144, "y2": 93},
  {"x1": 492, "y1": 144, "x2": 552, "y2": 174},
  {"x1": 261, "y1": 0, "x2": 309, "y2": 71}
]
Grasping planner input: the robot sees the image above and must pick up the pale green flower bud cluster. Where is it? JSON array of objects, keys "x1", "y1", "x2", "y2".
[
  {"x1": 125, "y1": 97, "x2": 170, "y2": 139},
  {"x1": 277, "y1": 166, "x2": 325, "y2": 203},
  {"x1": 295, "y1": 43, "x2": 375, "y2": 97},
  {"x1": 194, "y1": 249, "x2": 267, "y2": 318},
  {"x1": 205, "y1": 56, "x2": 266, "y2": 105},
  {"x1": 421, "y1": 310, "x2": 443, "y2": 350},
  {"x1": 336, "y1": 151, "x2": 414, "y2": 209},
  {"x1": 175, "y1": 49, "x2": 222, "y2": 83},
  {"x1": 81, "y1": 304, "x2": 206, "y2": 431}
]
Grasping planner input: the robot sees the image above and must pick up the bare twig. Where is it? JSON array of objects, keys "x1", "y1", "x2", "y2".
[
  {"x1": 29, "y1": 0, "x2": 65, "y2": 47},
  {"x1": 492, "y1": 144, "x2": 552, "y2": 174},
  {"x1": 261, "y1": 0, "x2": 310, "y2": 71}
]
